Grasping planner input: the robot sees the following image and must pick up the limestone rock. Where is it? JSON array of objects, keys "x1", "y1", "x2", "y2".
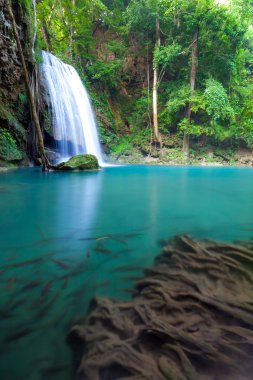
[{"x1": 69, "y1": 235, "x2": 253, "y2": 380}]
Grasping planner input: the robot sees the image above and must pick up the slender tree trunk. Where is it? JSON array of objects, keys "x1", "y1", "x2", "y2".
[
  {"x1": 153, "y1": 68, "x2": 158, "y2": 138},
  {"x1": 147, "y1": 45, "x2": 152, "y2": 129},
  {"x1": 183, "y1": 26, "x2": 199, "y2": 157},
  {"x1": 147, "y1": 45, "x2": 153, "y2": 156},
  {"x1": 41, "y1": 24, "x2": 51, "y2": 51},
  {"x1": 152, "y1": 17, "x2": 161, "y2": 143},
  {"x1": 69, "y1": 0, "x2": 75, "y2": 60},
  {"x1": 6, "y1": 1, "x2": 49, "y2": 170}
]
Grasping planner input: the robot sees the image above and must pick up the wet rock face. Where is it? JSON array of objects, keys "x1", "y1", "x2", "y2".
[
  {"x1": 0, "y1": 1, "x2": 29, "y2": 102},
  {"x1": 0, "y1": 1, "x2": 33, "y2": 165}
]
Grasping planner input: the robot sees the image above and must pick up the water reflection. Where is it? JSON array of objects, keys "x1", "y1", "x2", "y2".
[
  {"x1": 52, "y1": 171, "x2": 102, "y2": 247},
  {"x1": 0, "y1": 170, "x2": 104, "y2": 380}
]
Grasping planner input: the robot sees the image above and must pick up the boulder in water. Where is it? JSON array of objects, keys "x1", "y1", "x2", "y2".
[{"x1": 56, "y1": 154, "x2": 100, "y2": 171}]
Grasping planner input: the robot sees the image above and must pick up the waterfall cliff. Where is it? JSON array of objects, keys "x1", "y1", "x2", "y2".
[{"x1": 41, "y1": 51, "x2": 104, "y2": 165}]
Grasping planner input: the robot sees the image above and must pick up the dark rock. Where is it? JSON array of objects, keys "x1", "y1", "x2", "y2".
[{"x1": 44, "y1": 148, "x2": 62, "y2": 163}]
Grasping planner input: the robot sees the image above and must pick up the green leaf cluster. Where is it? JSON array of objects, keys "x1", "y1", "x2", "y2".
[
  {"x1": 0, "y1": 130, "x2": 23, "y2": 161},
  {"x1": 204, "y1": 79, "x2": 235, "y2": 122}
]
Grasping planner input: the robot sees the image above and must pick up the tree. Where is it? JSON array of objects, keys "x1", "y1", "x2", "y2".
[
  {"x1": 126, "y1": 0, "x2": 176, "y2": 142},
  {"x1": 36, "y1": 0, "x2": 107, "y2": 62},
  {"x1": 153, "y1": 15, "x2": 161, "y2": 142},
  {"x1": 183, "y1": 26, "x2": 199, "y2": 157}
]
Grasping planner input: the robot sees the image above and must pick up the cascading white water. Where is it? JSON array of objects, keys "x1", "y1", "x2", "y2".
[{"x1": 41, "y1": 51, "x2": 104, "y2": 165}]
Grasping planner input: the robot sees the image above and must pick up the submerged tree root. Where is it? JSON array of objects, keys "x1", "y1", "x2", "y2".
[{"x1": 68, "y1": 235, "x2": 253, "y2": 380}]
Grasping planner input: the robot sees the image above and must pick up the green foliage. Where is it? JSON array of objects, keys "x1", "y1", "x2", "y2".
[
  {"x1": 104, "y1": 40, "x2": 127, "y2": 57},
  {"x1": 34, "y1": 49, "x2": 43, "y2": 64},
  {"x1": 87, "y1": 59, "x2": 124, "y2": 88},
  {"x1": 128, "y1": 92, "x2": 152, "y2": 130},
  {"x1": 162, "y1": 84, "x2": 189, "y2": 126},
  {"x1": 110, "y1": 136, "x2": 134, "y2": 155},
  {"x1": 0, "y1": 102, "x2": 9, "y2": 120},
  {"x1": 130, "y1": 128, "x2": 151, "y2": 147},
  {"x1": 99, "y1": 128, "x2": 118, "y2": 146},
  {"x1": 126, "y1": 0, "x2": 157, "y2": 42},
  {"x1": 43, "y1": 109, "x2": 52, "y2": 136},
  {"x1": 0, "y1": 97, "x2": 27, "y2": 143},
  {"x1": 89, "y1": 91, "x2": 117, "y2": 136},
  {"x1": 236, "y1": 122, "x2": 253, "y2": 147},
  {"x1": 19, "y1": 0, "x2": 34, "y2": 17},
  {"x1": 110, "y1": 129, "x2": 151, "y2": 155},
  {"x1": 0, "y1": 130, "x2": 23, "y2": 161},
  {"x1": 161, "y1": 148, "x2": 185, "y2": 162},
  {"x1": 153, "y1": 43, "x2": 182, "y2": 70},
  {"x1": 178, "y1": 119, "x2": 210, "y2": 137},
  {"x1": 0, "y1": 102, "x2": 17, "y2": 126},
  {"x1": 204, "y1": 79, "x2": 235, "y2": 121},
  {"x1": 19, "y1": 0, "x2": 36, "y2": 52},
  {"x1": 18, "y1": 93, "x2": 27, "y2": 104},
  {"x1": 36, "y1": 0, "x2": 107, "y2": 60}
]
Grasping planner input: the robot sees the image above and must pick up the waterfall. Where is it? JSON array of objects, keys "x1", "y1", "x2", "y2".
[{"x1": 41, "y1": 51, "x2": 104, "y2": 165}]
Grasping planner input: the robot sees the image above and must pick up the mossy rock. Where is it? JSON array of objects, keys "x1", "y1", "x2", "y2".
[{"x1": 56, "y1": 154, "x2": 100, "y2": 171}]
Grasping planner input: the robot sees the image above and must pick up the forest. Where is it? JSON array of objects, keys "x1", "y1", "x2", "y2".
[{"x1": 33, "y1": 0, "x2": 253, "y2": 165}]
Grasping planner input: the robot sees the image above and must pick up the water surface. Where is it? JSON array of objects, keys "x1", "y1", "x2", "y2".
[{"x1": 0, "y1": 165, "x2": 253, "y2": 379}]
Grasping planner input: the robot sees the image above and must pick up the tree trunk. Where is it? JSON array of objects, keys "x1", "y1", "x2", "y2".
[
  {"x1": 153, "y1": 67, "x2": 159, "y2": 140},
  {"x1": 69, "y1": 0, "x2": 75, "y2": 60},
  {"x1": 6, "y1": 1, "x2": 49, "y2": 170},
  {"x1": 183, "y1": 27, "x2": 199, "y2": 157},
  {"x1": 152, "y1": 17, "x2": 161, "y2": 143},
  {"x1": 41, "y1": 24, "x2": 51, "y2": 51}
]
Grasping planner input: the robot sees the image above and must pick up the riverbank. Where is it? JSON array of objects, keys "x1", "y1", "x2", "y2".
[
  {"x1": 0, "y1": 145, "x2": 253, "y2": 170},
  {"x1": 108, "y1": 145, "x2": 253, "y2": 167}
]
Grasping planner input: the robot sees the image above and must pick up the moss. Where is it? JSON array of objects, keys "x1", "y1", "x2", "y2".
[
  {"x1": 19, "y1": 0, "x2": 35, "y2": 43},
  {"x1": 43, "y1": 109, "x2": 53, "y2": 136},
  {"x1": 0, "y1": 99, "x2": 26, "y2": 141},
  {"x1": 0, "y1": 129, "x2": 24, "y2": 161},
  {"x1": 57, "y1": 154, "x2": 100, "y2": 171},
  {"x1": 0, "y1": 159, "x2": 18, "y2": 169},
  {"x1": 0, "y1": 102, "x2": 9, "y2": 120}
]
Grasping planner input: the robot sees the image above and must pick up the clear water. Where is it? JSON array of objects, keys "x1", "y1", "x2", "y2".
[
  {"x1": 41, "y1": 52, "x2": 105, "y2": 165},
  {"x1": 0, "y1": 165, "x2": 253, "y2": 379}
]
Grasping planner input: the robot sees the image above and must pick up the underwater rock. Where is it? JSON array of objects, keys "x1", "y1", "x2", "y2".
[
  {"x1": 68, "y1": 235, "x2": 253, "y2": 380},
  {"x1": 56, "y1": 154, "x2": 100, "y2": 171}
]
